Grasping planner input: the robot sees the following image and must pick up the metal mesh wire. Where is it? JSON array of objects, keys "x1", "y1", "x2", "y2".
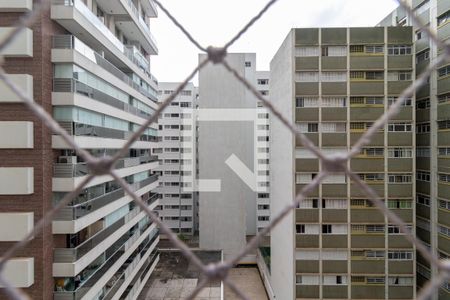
[{"x1": 0, "y1": 0, "x2": 449, "y2": 299}]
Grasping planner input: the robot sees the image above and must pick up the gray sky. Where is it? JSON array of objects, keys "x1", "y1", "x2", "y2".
[{"x1": 151, "y1": 0, "x2": 399, "y2": 85}]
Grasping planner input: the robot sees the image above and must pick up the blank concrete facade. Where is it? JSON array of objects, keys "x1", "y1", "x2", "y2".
[{"x1": 198, "y1": 53, "x2": 273, "y2": 260}]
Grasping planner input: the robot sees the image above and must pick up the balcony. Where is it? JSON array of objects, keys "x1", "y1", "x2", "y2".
[
  {"x1": 54, "y1": 228, "x2": 158, "y2": 300},
  {"x1": 54, "y1": 181, "x2": 158, "y2": 221},
  {"x1": 53, "y1": 156, "x2": 158, "y2": 178},
  {"x1": 57, "y1": 122, "x2": 158, "y2": 142},
  {"x1": 52, "y1": 35, "x2": 157, "y2": 100},
  {"x1": 51, "y1": 0, "x2": 157, "y2": 87}
]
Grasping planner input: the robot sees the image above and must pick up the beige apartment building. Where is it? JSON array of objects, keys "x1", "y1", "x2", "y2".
[
  {"x1": 270, "y1": 27, "x2": 416, "y2": 300},
  {"x1": 380, "y1": 0, "x2": 450, "y2": 298},
  {"x1": 0, "y1": 0, "x2": 160, "y2": 299}
]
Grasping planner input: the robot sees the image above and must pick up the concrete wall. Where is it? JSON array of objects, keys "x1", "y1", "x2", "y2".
[
  {"x1": 269, "y1": 30, "x2": 295, "y2": 300},
  {"x1": 198, "y1": 53, "x2": 256, "y2": 260}
]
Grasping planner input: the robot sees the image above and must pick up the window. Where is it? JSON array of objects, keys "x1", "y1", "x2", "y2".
[
  {"x1": 361, "y1": 148, "x2": 384, "y2": 157},
  {"x1": 439, "y1": 199, "x2": 450, "y2": 210},
  {"x1": 366, "y1": 45, "x2": 384, "y2": 54},
  {"x1": 438, "y1": 93, "x2": 450, "y2": 104},
  {"x1": 257, "y1": 79, "x2": 269, "y2": 85},
  {"x1": 417, "y1": 122, "x2": 431, "y2": 133},
  {"x1": 417, "y1": 171, "x2": 430, "y2": 182},
  {"x1": 439, "y1": 147, "x2": 450, "y2": 156},
  {"x1": 417, "y1": 217, "x2": 431, "y2": 231},
  {"x1": 367, "y1": 277, "x2": 385, "y2": 284},
  {"x1": 296, "y1": 46, "x2": 319, "y2": 57},
  {"x1": 417, "y1": 194, "x2": 430, "y2": 206},
  {"x1": 438, "y1": 10, "x2": 450, "y2": 26},
  {"x1": 245, "y1": 61, "x2": 251, "y2": 67},
  {"x1": 366, "y1": 251, "x2": 385, "y2": 258},
  {"x1": 387, "y1": 45, "x2": 412, "y2": 55},
  {"x1": 322, "y1": 97, "x2": 346, "y2": 107},
  {"x1": 180, "y1": 90, "x2": 192, "y2": 96},
  {"x1": 388, "y1": 174, "x2": 412, "y2": 183},
  {"x1": 350, "y1": 71, "x2": 383, "y2": 80},
  {"x1": 350, "y1": 97, "x2": 383, "y2": 106},
  {"x1": 321, "y1": 46, "x2": 346, "y2": 57},
  {"x1": 351, "y1": 199, "x2": 374, "y2": 208},
  {"x1": 350, "y1": 45, "x2": 364, "y2": 53},
  {"x1": 358, "y1": 173, "x2": 384, "y2": 182},
  {"x1": 416, "y1": 98, "x2": 430, "y2": 109},
  {"x1": 322, "y1": 224, "x2": 332, "y2": 234},
  {"x1": 439, "y1": 225, "x2": 450, "y2": 238},
  {"x1": 439, "y1": 173, "x2": 450, "y2": 183},
  {"x1": 388, "y1": 277, "x2": 413, "y2": 286},
  {"x1": 388, "y1": 122, "x2": 412, "y2": 132},
  {"x1": 388, "y1": 200, "x2": 412, "y2": 209},
  {"x1": 321, "y1": 122, "x2": 346, "y2": 133},
  {"x1": 416, "y1": 50, "x2": 430, "y2": 63},
  {"x1": 387, "y1": 97, "x2": 412, "y2": 106},
  {"x1": 416, "y1": 30, "x2": 427, "y2": 41},
  {"x1": 322, "y1": 199, "x2": 347, "y2": 209},
  {"x1": 388, "y1": 148, "x2": 412, "y2": 158},
  {"x1": 297, "y1": 123, "x2": 318, "y2": 133},
  {"x1": 296, "y1": 275, "x2": 319, "y2": 285},
  {"x1": 388, "y1": 71, "x2": 412, "y2": 81},
  {"x1": 296, "y1": 224, "x2": 319, "y2": 234},
  {"x1": 258, "y1": 216, "x2": 269, "y2": 221},
  {"x1": 323, "y1": 275, "x2": 347, "y2": 285},
  {"x1": 322, "y1": 174, "x2": 347, "y2": 184},
  {"x1": 296, "y1": 173, "x2": 317, "y2": 184},
  {"x1": 416, "y1": 147, "x2": 430, "y2": 157},
  {"x1": 388, "y1": 225, "x2": 412, "y2": 234},
  {"x1": 388, "y1": 251, "x2": 413, "y2": 260},
  {"x1": 438, "y1": 65, "x2": 450, "y2": 78},
  {"x1": 298, "y1": 198, "x2": 319, "y2": 209},
  {"x1": 350, "y1": 122, "x2": 374, "y2": 132},
  {"x1": 296, "y1": 97, "x2": 318, "y2": 107},
  {"x1": 438, "y1": 120, "x2": 450, "y2": 130},
  {"x1": 366, "y1": 225, "x2": 385, "y2": 233},
  {"x1": 321, "y1": 72, "x2": 346, "y2": 82},
  {"x1": 296, "y1": 72, "x2": 319, "y2": 82}
]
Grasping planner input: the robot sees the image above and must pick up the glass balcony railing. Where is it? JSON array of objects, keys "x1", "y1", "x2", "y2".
[
  {"x1": 54, "y1": 228, "x2": 158, "y2": 300},
  {"x1": 53, "y1": 78, "x2": 153, "y2": 119},
  {"x1": 53, "y1": 156, "x2": 158, "y2": 178},
  {"x1": 54, "y1": 182, "x2": 159, "y2": 221},
  {"x1": 57, "y1": 122, "x2": 158, "y2": 142}
]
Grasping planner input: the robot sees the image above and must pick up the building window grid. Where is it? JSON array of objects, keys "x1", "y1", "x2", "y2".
[
  {"x1": 388, "y1": 225, "x2": 413, "y2": 234},
  {"x1": 350, "y1": 71, "x2": 384, "y2": 80},
  {"x1": 388, "y1": 251, "x2": 413, "y2": 260},
  {"x1": 439, "y1": 199, "x2": 450, "y2": 210},
  {"x1": 438, "y1": 120, "x2": 450, "y2": 130},
  {"x1": 387, "y1": 96, "x2": 412, "y2": 106},
  {"x1": 438, "y1": 93, "x2": 450, "y2": 104},
  {"x1": 417, "y1": 195, "x2": 430, "y2": 206},
  {"x1": 439, "y1": 147, "x2": 450, "y2": 156},
  {"x1": 417, "y1": 171, "x2": 431, "y2": 182},
  {"x1": 416, "y1": 49, "x2": 430, "y2": 63},
  {"x1": 388, "y1": 200, "x2": 412, "y2": 209},
  {"x1": 360, "y1": 148, "x2": 384, "y2": 157},
  {"x1": 388, "y1": 174, "x2": 412, "y2": 183},
  {"x1": 387, "y1": 45, "x2": 412, "y2": 55},
  {"x1": 438, "y1": 65, "x2": 450, "y2": 78},
  {"x1": 388, "y1": 122, "x2": 412, "y2": 132},
  {"x1": 387, "y1": 71, "x2": 412, "y2": 81},
  {"x1": 437, "y1": 10, "x2": 450, "y2": 26},
  {"x1": 416, "y1": 98, "x2": 430, "y2": 109},
  {"x1": 388, "y1": 148, "x2": 413, "y2": 158},
  {"x1": 350, "y1": 96, "x2": 384, "y2": 106}
]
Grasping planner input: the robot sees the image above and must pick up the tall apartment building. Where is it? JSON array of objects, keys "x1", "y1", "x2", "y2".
[
  {"x1": 0, "y1": 0, "x2": 160, "y2": 299},
  {"x1": 197, "y1": 53, "x2": 271, "y2": 259},
  {"x1": 155, "y1": 82, "x2": 197, "y2": 236},
  {"x1": 255, "y1": 71, "x2": 272, "y2": 234},
  {"x1": 270, "y1": 27, "x2": 416, "y2": 299},
  {"x1": 379, "y1": 1, "x2": 450, "y2": 298}
]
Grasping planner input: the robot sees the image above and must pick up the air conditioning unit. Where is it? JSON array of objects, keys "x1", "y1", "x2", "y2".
[{"x1": 58, "y1": 156, "x2": 77, "y2": 164}]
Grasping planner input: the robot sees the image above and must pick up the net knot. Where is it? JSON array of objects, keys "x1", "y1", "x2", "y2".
[
  {"x1": 87, "y1": 157, "x2": 115, "y2": 176},
  {"x1": 321, "y1": 153, "x2": 347, "y2": 173},
  {"x1": 207, "y1": 46, "x2": 227, "y2": 64},
  {"x1": 203, "y1": 262, "x2": 229, "y2": 280}
]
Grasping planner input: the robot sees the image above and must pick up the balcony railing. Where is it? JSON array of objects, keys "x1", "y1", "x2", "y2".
[
  {"x1": 52, "y1": 35, "x2": 157, "y2": 101},
  {"x1": 53, "y1": 224, "x2": 154, "y2": 300},
  {"x1": 52, "y1": 0, "x2": 124, "y2": 52},
  {"x1": 53, "y1": 78, "x2": 152, "y2": 119},
  {"x1": 54, "y1": 181, "x2": 158, "y2": 221},
  {"x1": 56, "y1": 122, "x2": 158, "y2": 142},
  {"x1": 53, "y1": 156, "x2": 158, "y2": 178}
]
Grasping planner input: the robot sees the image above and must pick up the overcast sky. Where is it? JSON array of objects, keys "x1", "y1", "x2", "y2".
[{"x1": 151, "y1": 0, "x2": 399, "y2": 85}]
